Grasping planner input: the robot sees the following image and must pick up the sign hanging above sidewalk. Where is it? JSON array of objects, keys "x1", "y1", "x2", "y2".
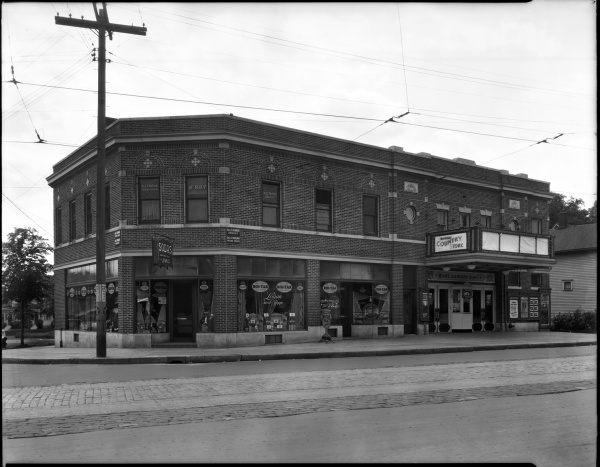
[{"x1": 152, "y1": 236, "x2": 173, "y2": 269}]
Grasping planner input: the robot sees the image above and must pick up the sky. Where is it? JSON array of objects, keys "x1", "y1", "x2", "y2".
[{"x1": 2, "y1": 1, "x2": 597, "y2": 265}]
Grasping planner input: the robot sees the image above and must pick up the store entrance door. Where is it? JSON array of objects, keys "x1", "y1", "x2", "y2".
[
  {"x1": 171, "y1": 280, "x2": 196, "y2": 341},
  {"x1": 451, "y1": 288, "x2": 473, "y2": 331}
]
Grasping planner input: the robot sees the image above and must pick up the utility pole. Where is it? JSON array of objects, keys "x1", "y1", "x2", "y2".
[{"x1": 56, "y1": 3, "x2": 146, "y2": 357}]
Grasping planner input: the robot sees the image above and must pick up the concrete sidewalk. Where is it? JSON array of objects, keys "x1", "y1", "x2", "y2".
[{"x1": 1, "y1": 331, "x2": 596, "y2": 365}]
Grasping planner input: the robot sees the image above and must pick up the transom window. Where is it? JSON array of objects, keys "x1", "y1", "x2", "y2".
[
  {"x1": 262, "y1": 182, "x2": 281, "y2": 227},
  {"x1": 138, "y1": 177, "x2": 161, "y2": 224},
  {"x1": 186, "y1": 175, "x2": 209, "y2": 223}
]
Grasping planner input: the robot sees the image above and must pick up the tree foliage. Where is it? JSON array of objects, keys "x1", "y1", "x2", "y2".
[
  {"x1": 2, "y1": 227, "x2": 53, "y2": 345},
  {"x1": 548, "y1": 193, "x2": 595, "y2": 228}
]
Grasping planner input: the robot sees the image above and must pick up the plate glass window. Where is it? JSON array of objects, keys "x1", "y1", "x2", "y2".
[
  {"x1": 315, "y1": 188, "x2": 332, "y2": 232},
  {"x1": 262, "y1": 182, "x2": 280, "y2": 227},
  {"x1": 186, "y1": 175, "x2": 209, "y2": 223},
  {"x1": 363, "y1": 195, "x2": 379, "y2": 236},
  {"x1": 138, "y1": 177, "x2": 161, "y2": 224}
]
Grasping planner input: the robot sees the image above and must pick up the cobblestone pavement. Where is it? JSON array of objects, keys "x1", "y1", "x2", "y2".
[{"x1": 2, "y1": 355, "x2": 595, "y2": 439}]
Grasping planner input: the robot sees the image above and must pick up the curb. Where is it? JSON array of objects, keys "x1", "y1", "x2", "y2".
[{"x1": 1, "y1": 341, "x2": 595, "y2": 365}]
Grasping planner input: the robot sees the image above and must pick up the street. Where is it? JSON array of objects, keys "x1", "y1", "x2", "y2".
[{"x1": 2, "y1": 346, "x2": 597, "y2": 465}]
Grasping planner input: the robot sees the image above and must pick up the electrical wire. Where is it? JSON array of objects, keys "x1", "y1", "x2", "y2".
[{"x1": 2, "y1": 193, "x2": 54, "y2": 239}]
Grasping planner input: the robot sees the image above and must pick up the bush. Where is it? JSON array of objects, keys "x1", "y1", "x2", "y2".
[
  {"x1": 11, "y1": 320, "x2": 22, "y2": 330},
  {"x1": 36, "y1": 319, "x2": 44, "y2": 329},
  {"x1": 552, "y1": 308, "x2": 597, "y2": 331}
]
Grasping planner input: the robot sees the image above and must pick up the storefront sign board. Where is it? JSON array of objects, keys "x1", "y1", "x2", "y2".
[{"x1": 434, "y1": 232, "x2": 467, "y2": 253}]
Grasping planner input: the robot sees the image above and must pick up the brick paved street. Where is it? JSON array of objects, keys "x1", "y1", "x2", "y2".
[{"x1": 2, "y1": 354, "x2": 595, "y2": 439}]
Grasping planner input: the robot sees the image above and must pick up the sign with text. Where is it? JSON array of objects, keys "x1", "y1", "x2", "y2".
[
  {"x1": 509, "y1": 297, "x2": 519, "y2": 319},
  {"x1": 226, "y1": 228, "x2": 240, "y2": 243},
  {"x1": 434, "y1": 232, "x2": 467, "y2": 253},
  {"x1": 152, "y1": 237, "x2": 173, "y2": 268}
]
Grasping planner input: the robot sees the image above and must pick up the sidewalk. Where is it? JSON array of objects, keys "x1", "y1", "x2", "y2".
[{"x1": 1, "y1": 331, "x2": 596, "y2": 365}]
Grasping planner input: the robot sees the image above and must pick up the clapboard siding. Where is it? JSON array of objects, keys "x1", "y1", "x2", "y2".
[{"x1": 550, "y1": 250, "x2": 597, "y2": 315}]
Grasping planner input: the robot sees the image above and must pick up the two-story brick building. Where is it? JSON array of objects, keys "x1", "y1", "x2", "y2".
[{"x1": 47, "y1": 114, "x2": 555, "y2": 348}]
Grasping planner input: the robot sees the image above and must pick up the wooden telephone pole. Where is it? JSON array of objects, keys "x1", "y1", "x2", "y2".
[{"x1": 56, "y1": 3, "x2": 146, "y2": 357}]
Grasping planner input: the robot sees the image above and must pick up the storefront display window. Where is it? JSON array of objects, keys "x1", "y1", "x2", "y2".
[
  {"x1": 320, "y1": 281, "x2": 391, "y2": 326},
  {"x1": 136, "y1": 280, "x2": 168, "y2": 333},
  {"x1": 237, "y1": 280, "x2": 305, "y2": 332},
  {"x1": 64, "y1": 260, "x2": 118, "y2": 331}
]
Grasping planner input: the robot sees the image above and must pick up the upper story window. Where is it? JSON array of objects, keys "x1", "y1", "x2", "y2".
[
  {"x1": 84, "y1": 192, "x2": 93, "y2": 236},
  {"x1": 138, "y1": 177, "x2": 161, "y2": 224},
  {"x1": 481, "y1": 215, "x2": 492, "y2": 228},
  {"x1": 363, "y1": 195, "x2": 379, "y2": 236},
  {"x1": 531, "y1": 273, "x2": 542, "y2": 288},
  {"x1": 55, "y1": 207, "x2": 62, "y2": 245},
  {"x1": 105, "y1": 183, "x2": 111, "y2": 229},
  {"x1": 262, "y1": 182, "x2": 280, "y2": 227},
  {"x1": 315, "y1": 188, "x2": 332, "y2": 232},
  {"x1": 437, "y1": 210, "x2": 448, "y2": 230},
  {"x1": 69, "y1": 200, "x2": 77, "y2": 241},
  {"x1": 509, "y1": 220, "x2": 519, "y2": 231},
  {"x1": 563, "y1": 280, "x2": 573, "y2": 291},
  {"x1": 186, "y1": 175, "x2": 209, "y2": 223},
  {"x1": 460, "y1": 213, "x2": 471, "y2": 228},
  {"x1": 531, "y1": 218, "x2": 542, "y2": 234}
]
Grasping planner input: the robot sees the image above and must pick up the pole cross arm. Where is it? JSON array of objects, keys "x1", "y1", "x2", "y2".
[{"x1": 55, "y1": 16, "x2": 147, "y2": 35}]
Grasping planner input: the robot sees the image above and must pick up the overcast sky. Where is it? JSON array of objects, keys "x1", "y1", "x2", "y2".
[{"x1": 2, "y1": 1, "x2": 596, "y2": 264}]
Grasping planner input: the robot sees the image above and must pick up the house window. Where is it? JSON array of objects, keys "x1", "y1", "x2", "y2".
[
  {"x1": 105, "y1": 183, "x2": 111, "y2": 229},
  {"x1": 315, "y1": 188, "x2": 332, "y2": 232},
  {"x1": 531, "y1": 273, "x2": 542, "y2": 288},
  {"x1": 563, "y1": 280, "x2": 573, "y2": 291},
  {"x1": 84, "y1": 192, "x2": 93, "y2": 236},
  {"x1": 509, "y1": 220, "x2": 519, "y2": 231},
  {"x1": 138, "y1": 177, "x2": 161, "y2": 224},
  {"x1": 363, "y1": 195, "x2": 379, "y2": 236},
  {"x1": 507, "y1": 272, "x2": 520, "y2": 287},
  {"x1": 55, "y1": 207, "x2": 62, "y2": 245},
  {"x1": 437, "y1": 210, "x2": 448, "y2": 230},
  {"x1": 460, "y1": 213, "x2": 471, "y2": 228},
  {"x1": 186, "y1": 175, "x2": 209, "y2": 223},
  {"x1": 69, "y1": 200, "x2": 77, "y2": 241},
  {"x1": 481, "y1": 215, "x2": 492, "y2": 228},
  {"x1": 531, "y1": 218, "x2": 542, "y2": 234},
  {"x1": 262, "y1": 182, "x2": 280, "y2": 227}
]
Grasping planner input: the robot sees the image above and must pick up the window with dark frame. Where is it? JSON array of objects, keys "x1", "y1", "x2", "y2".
[
  {"x1": 315, "y1": 188, "x2": 332, "y2": 232},
  {"x1": 69, "y1": 200, "x2": 77, "y2": 241},
  {"x1": 531, "y1": 218, "x2": 542, "y2": 234},
  {"x1": 531, "y1": 273, "x2": 542, "y2": 288},
  {"x1": 481, "y1": 215, "x2": 492, "y2": 228},
  {"x1": 84, "y1": 192, "x2": 93, "y2": 236},
  {"x1": 460, "y1": 212, "x2": 471, "y2": 228},
  {"x1": 507, "y1": 272, "x2": 520, "y2": 287},
  {"x1": 437, "y1": 210, "x2": 448, "y2": 230},
  {"x1": 563, "y1": 280, "x2": 573, "y2": 291},
  {"x1": 509, "y1": 219, "x2": 519, "y2": 231},
  {"x1": 138, "y1": 177, "x2": 161, "y2": 224},
  {"x1": 363, "y1": 195, "x2": 379, "y2": 236},
  {"x1": 186, "y1": 175, "x2": 209, "y2": 223},
  {"x1": 262, "y1": 182, "x2": 281, "y2": 227},
  {"x1": 105, "y1": 183, "x2": 111, "y2": 229},
  {"x1": 55, "y1": 206, "x2": 62, "y2": 245}
]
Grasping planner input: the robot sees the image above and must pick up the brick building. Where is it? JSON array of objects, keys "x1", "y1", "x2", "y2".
[{"x1": 47, "y1": 114, "x2": 555, "y2": 348}]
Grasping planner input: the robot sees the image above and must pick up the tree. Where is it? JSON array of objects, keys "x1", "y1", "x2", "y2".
[
  {"x1": 548, "y1": 193, "x2": 591, "y2": 228},
  {"x1": 2, "y1": 228, "x2": 53, "y2": 346},
  {"x1": 587, "y1": 200, "x2": 597, "y2": 224}
]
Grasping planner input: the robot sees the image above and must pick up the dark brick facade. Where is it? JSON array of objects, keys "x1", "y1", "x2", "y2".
[{"x1": 48, "y1": 114, "x2": 555, "y2": 344}]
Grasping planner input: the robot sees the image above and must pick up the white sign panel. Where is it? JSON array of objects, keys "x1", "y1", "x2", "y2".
[{"x1": 434, "y1": 233, "x2": 467, "y2": 253}]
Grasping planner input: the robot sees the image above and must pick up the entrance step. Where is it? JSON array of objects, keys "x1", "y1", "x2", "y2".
[{"x1": 152, "y1": 342, "x2": 197, "y2": 348}]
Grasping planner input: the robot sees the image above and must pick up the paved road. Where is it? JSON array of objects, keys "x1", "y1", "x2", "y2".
[{"x1": 2, "y1": 348, "x2": 596, "y2": 464}]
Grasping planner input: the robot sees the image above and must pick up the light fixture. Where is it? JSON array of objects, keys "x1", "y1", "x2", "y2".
[
  {"x1": 467, "y1": 264, "x2": 476, "y2": 270},
  {"x1": 442, "y1": 266, "x2": 451, "y2": 272}
]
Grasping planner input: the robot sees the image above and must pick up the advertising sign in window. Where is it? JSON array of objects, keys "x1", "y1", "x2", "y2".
[{"x1": 509, "y1": 297, "x2": 519, "y2": 318}]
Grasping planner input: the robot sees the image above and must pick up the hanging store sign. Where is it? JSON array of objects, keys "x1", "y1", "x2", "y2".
[
  {"x1": 434, "y1": 233, "x2": 467, "y2": 253},
  {"x1": 428, "y1": 270, "x2": 495, "y2": 284},
  {"x1": 152, "y1": 237, "x2": 173, "y2": 268}
]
